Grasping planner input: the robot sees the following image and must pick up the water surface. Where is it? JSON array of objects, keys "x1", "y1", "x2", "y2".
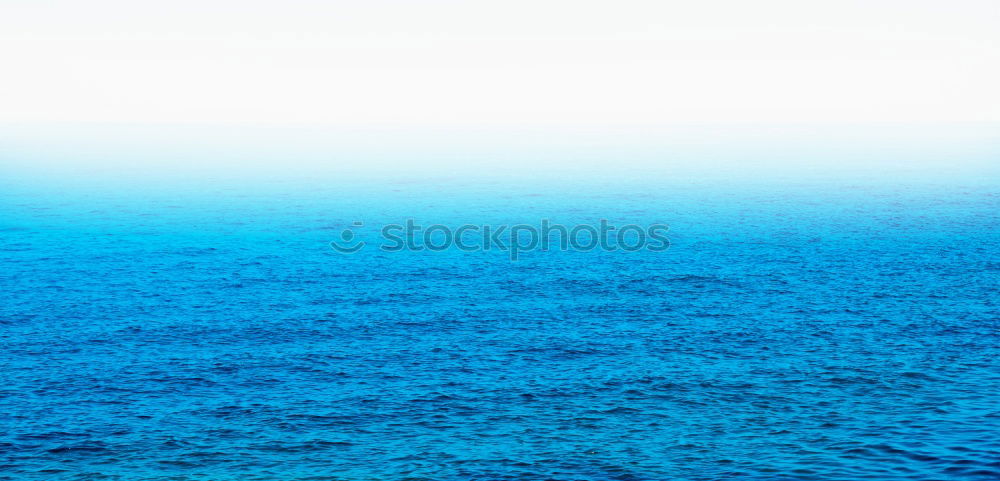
[{"x1": 1, "y1": 174, "x2": 998, "y2": 480}]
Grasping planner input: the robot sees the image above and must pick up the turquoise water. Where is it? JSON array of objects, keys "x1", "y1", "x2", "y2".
[{"x1": 1, "y1": 170, "x2": 999, "y2": 479}]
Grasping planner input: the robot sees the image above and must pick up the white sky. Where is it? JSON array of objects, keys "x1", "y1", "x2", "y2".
[{"x1": 1, "y1": 0, "x2": 998, "y2": 125}]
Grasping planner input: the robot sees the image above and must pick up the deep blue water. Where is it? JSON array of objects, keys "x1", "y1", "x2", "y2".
[{"x1": 1, "y1": 175, "x2": 999, "y2": 480}]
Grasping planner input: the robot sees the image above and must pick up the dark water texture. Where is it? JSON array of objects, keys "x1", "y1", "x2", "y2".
[{"x1": 1, "y1": 177, "x2": 998, "y2": 480}]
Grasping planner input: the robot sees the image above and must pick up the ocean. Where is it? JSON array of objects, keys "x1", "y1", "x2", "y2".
[{"x1": 2, "y1": 135, "x2": 999, "y2": 480}]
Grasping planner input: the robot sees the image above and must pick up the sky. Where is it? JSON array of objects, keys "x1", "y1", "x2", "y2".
[{"x1": 1, "y1": 0, "x2": 999, "y2": 126}]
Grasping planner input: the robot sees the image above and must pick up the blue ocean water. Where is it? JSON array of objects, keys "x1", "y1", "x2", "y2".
[{"x1": 1, "y1": 173, "x2": 999, "y2": 480}]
